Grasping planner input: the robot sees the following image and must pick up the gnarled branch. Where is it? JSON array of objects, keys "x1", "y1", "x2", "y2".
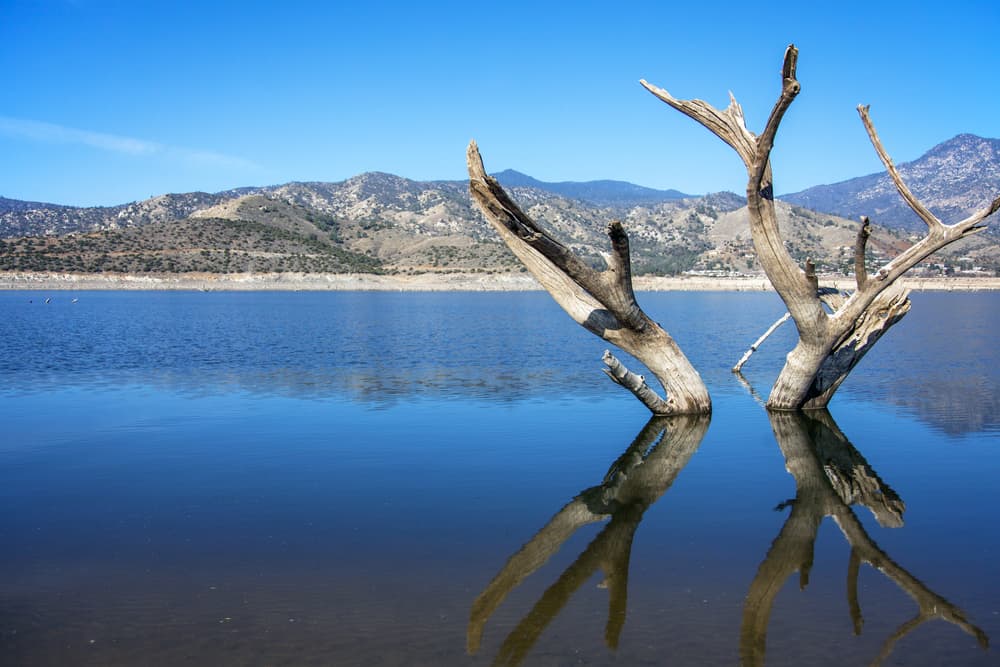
[
  {"x1": 644, "y1": 45, "x2": 998, "y2": 410},
  {"x1": 838, "y1": 106, "x2": 1000, "y2": 305},
  {"x1": 602, "y1": 350, "x2": 673, "y2": 413},
  {"x1": 467, "y1": 141, "x2": 710, "y2": 415}
]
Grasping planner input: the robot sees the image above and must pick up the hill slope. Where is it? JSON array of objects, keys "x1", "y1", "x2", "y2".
[
  {"x1": 783, "y1": 134, "x2": 1000, "y2": 231},
  {"x1": 1, "y1": 135, "x2": 997, "y2": 277},
  {"x1": 0, "y1": 185, "x2": 918, "y2": 277}
]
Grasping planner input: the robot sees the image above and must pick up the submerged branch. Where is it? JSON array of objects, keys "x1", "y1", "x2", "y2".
[{"x1": 733, "y1": 312, "x2": 791, "y2": 372}]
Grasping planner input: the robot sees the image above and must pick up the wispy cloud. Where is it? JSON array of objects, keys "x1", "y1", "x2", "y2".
[{"x1": 0, "y1": 116, "x2": 261, "y2": 170}]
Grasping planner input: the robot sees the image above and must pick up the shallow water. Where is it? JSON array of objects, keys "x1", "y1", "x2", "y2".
[{"x1": 1, "y1": 291, "x2": 998, "y2": 665}]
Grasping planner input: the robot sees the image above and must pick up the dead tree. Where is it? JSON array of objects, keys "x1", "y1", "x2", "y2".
[
  {"x1": 742, "y1": 410, "x2": 987, "y2": 666},
  {"x1": 642, "y1": 45, "x2": 1000, "y2": 410},
  {"x1": 467, "y1": 143, "x2": 711, "y2": 415}
]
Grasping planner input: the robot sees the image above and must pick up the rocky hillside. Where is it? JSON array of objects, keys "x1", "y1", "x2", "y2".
[
  {"x1": 782, "y1": 133, "x2": 1000, "y2": 274},
  {"x1": 784, "y1": 134, "x2": 1000, "y2": 231},
  {"x1": 0, "y1": 191, "x2": 237, "y2": 238},
  {"x1": 1, "y1": 136, "x2": 997, "y2": 276},
  {"x1": 0, "y1": 184, "x2": 919, "y2": 277}
]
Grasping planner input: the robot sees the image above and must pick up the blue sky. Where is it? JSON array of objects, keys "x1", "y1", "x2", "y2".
[{"x1": 3, "y1": 0, "x2": 997, "y2": 206}]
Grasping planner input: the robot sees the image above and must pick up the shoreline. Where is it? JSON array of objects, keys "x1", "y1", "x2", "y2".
[{"x1": 2, "y1": 271, "x2": 999, "y2": 292}]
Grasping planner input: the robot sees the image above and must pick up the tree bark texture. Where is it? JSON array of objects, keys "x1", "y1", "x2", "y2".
[
  {"x1": 642, "y1": 45, "x2": 999, "y2": 410},
  {"x1": 467, "y1": 142, "x2": 710, "y2": 415}
]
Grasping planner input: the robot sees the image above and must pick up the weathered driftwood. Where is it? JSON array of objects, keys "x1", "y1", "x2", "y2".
[
  {"x1": 642, "y1": 45, "x2": 1000, "y2": 410},
  {"x1": 732, "y1": 286, "x2": 846, "y2": 373},
  {"x1": 733, "y1": 312, "x2": 790, "y2": 372},
  {"x1": 467, "y1": 142, "x2": 710, "y2": 415},
  {"x1": 741, "y1": 410, "x2": 986, "y2": 666},
  {"x1": 467, "y1": 415, "x2": 709, "y2": 664}
]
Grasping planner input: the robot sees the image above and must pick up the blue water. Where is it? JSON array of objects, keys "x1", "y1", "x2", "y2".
[{"x1": 1, "y1": 290, "x2": 998, "y2": 666}]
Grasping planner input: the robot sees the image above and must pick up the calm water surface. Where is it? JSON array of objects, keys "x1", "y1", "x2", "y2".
[{"x1": 1, "y1": 290, "x2": 998, "y2": 666}]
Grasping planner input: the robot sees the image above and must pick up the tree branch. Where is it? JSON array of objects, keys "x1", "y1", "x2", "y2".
[
  {"x1": 643, "y1": 44, "x2": 821, "y2": 326},
  {"x1": 858, "y1": 106, "x2": 943, "y2": 231},
  {"x1": 804, "y1": 286, "x2": 912, "y2": 409},
  {"x1": 467, "y1": 140, "x2": 710, "y2": 415},
  {"x1": 642, "y1": 45, "x2": 998, "y2": 410},
  {"x1": 602, "y1": 350, "x2": 672, "y2": 414},
  {"x1": 854, "y1": 216, "x2": 871, "y2": 290},
  {"x1": 603, "y1": 221, "x2": 646, "y2": 330},
  {"x1": 733, "y1": 312, "x2": 791, "y2": 372},
  {"x1": 831, "y1": 111, "x2": 999, "y2": 328},
  {"x1": 637, "y1": 83, "x2": 757, "y2": 164},
  {"x1": 467, "y1": 141, "x2": 607, "y2": 299},
  {"x1": 751, "y1": 45, "x2": 801, "y2": 189}
]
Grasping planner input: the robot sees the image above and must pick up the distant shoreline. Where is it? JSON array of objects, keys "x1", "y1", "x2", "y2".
[{"x1": 2, "y1": 271, "x2": 999, "y2": 292}]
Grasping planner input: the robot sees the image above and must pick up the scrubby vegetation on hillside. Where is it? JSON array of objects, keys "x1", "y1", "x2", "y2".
[{"x1": 0, "y1": 217, "x2": 383, "y2": 274}]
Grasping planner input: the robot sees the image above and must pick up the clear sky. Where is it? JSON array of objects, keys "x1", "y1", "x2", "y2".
[{"x1": 3, "y1": 0, "x2": 997, "y2": 206}]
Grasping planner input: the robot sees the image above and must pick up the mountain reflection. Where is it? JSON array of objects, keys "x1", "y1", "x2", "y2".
[
  {"x1": 467, "y1": 414, "x2": 710, "y2": 666},
  {"x1": 744, "y1": 410, "x2": 988, "y2": 666}
]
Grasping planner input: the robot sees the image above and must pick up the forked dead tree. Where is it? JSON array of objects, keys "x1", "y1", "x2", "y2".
[
  {"x1": 467, "y1": 144, "x2": 710, "y2": 415},
  {"x1": 642, "y1": 45, "x2": 1000, "y2": 410}
]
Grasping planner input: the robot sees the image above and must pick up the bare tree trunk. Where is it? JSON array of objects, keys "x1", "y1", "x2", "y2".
[
  {"x1": 467, "y1": 143, "x2": 710, "y2": 415},
  {"x1": 642, "y1": 45, "x2": 999, "y2": 410},
  {"x1": 741, "y1": 410, "x2": 986, "y2": 666}
]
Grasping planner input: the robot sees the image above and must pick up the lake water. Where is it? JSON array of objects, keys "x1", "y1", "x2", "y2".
[{"x1": 1, "y1": 290, "x2": 998, "y2": 666}]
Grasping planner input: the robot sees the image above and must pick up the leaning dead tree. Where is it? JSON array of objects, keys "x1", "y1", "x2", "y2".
[
  {"x1": 467, "y1": 143, "x2": 710, "y2": 415},
  {"x1": 642, "y1": 45, "x2": 1000, "y2": 410}
]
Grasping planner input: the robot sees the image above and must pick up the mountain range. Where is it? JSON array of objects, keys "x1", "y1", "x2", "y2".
[
  {"x1": 492, "y1": 169, "x2": 691, "y2": 205},
  {"x1": 783, "y1": 134, "x2": 1000, "y2": 232},
  {"x1": 1, "y1": 134, "x2": 997, "y2": 276}
]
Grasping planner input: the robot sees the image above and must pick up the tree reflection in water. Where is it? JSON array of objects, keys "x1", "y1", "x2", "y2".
[
  {"x1": 469, "y1": 410, "x2": 989, "y2": 666},
  {"x1": 743, "y1": 410, "x2": 988, "y2": 666},
  {"x1": 467, "y1": 415, "x2": 710, "y2": 666}
]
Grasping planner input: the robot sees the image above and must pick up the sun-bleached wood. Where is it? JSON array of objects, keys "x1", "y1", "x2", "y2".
[
  {"x1": 467, "y1": 141, "x2": 710, "y2": 415},
  {"x1": 733, "y1": 312, "x2": 791, "y2": 373},
  {"x1": 642, "y1": 45, "x2": 1000, "y2": 410}
]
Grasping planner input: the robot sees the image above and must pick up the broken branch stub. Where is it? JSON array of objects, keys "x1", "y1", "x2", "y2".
[{"x1": 466, "y1": 141, "x2": 710, "y2": 415}]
